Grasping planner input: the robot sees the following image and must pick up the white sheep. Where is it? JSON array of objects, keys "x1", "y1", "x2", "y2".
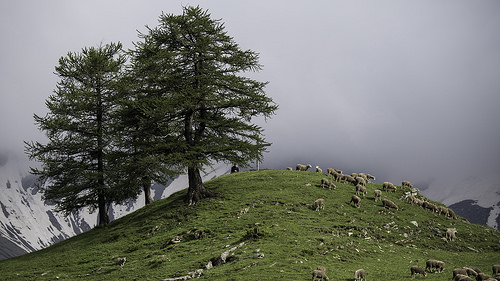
[
  {"x1": 354, "y1": 269, "x2": 366, "y2": 281},
  {"x1": 286, "y1": 167, "x2": 293, "y2": 171},
  {"x1": 312, "y1": 268, "x2": 329, "y2": 281},
  {"x1": 321, "y1": 178, "x2": 336, "y2": 189},
  {"x1": 382, "y1": 182, "x2": 397, "y2": 192},
  {"x1": 315, "y1": 166, "x2": 323, "y2": 173},
  {"x1": 374, "y1": 189, "x2": 382, "y2": 202},
  {"x1": 350, "y1": 195, "x2": 361, "y2": 208},
  {"x1": 411, "y1": 265, "x2": 427, "y2": 277},
  {"x1": 296, "y1": 164, "x2": 312, "y2": 171},
  {"x1": 355, "y1": 176, "x2": 366, "y2": 187},
  {"x1": 425, "y1": 259, "x2": 445, "y2": 273},
  {"x1": 445, "y1": 228, "x2": 457, "y2": 242},
  {"x1": 115, "y1": 257, "x2": 126, "y2": 268},
  {"x1": 402, "y1": 180, "x2": 413, "y2": 189},
  {"x1": 493, "y1": 264, "x2": 500, "y2": 275},
  {"x1": 382, "y1": 199, "x2": 399, "y2": 210},
  {"x1": 313, "y1": 198, "x2": 325, "y2": 211},
  {"x1": 355, "y1": 184, "x2": 367, "y2": 197}
]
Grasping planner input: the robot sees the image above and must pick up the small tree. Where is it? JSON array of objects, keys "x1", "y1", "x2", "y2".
[
  {"x1": 131, "y1": 6, "x2": 278, "y2": 204},
  {"x1": 25, "y1": 42, "x2": 134, "y2": 225}
]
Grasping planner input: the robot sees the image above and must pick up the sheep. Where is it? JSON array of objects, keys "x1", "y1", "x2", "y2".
[
  {"x1": 477, "y1": 273, "x2": 494, "y2": 281},
  {"x1": 402, "y1": 180, "x2": 413, "y2": 189},
  {"x1": 321, "y1": 178, "x2": 336, "y2": 189},
  {"x1": 355, "y1": 184, "x2": 367, "y2": 197},
  {"x1": 296, "y1": 164, "x2": 312, "y2": 171},
  {"x1": 342, "y1": 174, "x2": 356, "y2": 185},
  {"x1": 453, "y1": 268, "x2": 477, "y2": 279},
  {"x1": 366, "y1": 173, "x2": 376, "y2": 181},
  {"x1": 445, "y1": 228, "x2": 457, "y2": 242},
  {"x1": 313, "y1": 198, "x2": 325, "y2": 211},
  {"x1": 354, "y1": 269, "x2": 366, "y2": 281},
  {"x1": 374, "y1": 189, "x2": 382, "y2": 202},
  {"x1": 410, "y1": 265, "x2": 427, "y2": 277},
  {"x1": 350, "y1": 195, "x2": 361, "y2": 208},
  {"x1": 382, "y1": 182, "x2": 397, "y2": 192},
  {"x1": 286, "y1": 167, "x2": 293, "y2": 171},
  {"x1": 447, "y1": 207, "x2": 458, "y2": 219},
  {"x1": 382, "y1": 199, "x2": 399, "y2": 210},
  {"x1": 312, "y1": 266, "x2": 329, "y2": 281},
  {"x1": 315, "y1": 166, "x2": 323, "y2": 173},
  {"x1": 327, "y1": 168, "x2": 342, "y2": 182},
  {"x1": 493, "y1": 265, "x2": 500, "y2": 275},
  {"x1": 425, "y1": 259, "x2": 445, "y2": 273},
  {"x1": 454, "y1": 274, "x2": 473, "y2": 281},
  {"x1": 115, "y1": 257, "x2": 126, "y2": 268},
  {"x1": 355, "y1": 176, "x2": 366, "y2": 187}
]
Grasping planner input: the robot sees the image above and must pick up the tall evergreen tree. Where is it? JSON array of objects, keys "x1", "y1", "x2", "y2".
[
  {"x1": 130, "y1": 6, "x2": 278, "y2": 204},
  {"x1": 25, "y1": 42, "x2": 134, "y2": 225}
]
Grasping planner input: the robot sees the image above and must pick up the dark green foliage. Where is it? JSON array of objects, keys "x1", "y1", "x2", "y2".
[
  {"x1": 25, "y1": 42, "x2": 135, "y2": 225},
  {"x1": 129, "y1": 6, "x2": 278, "y2": 204},
  {"x1": 0, "y1": 170, "x2": 497, "y2": 280}
]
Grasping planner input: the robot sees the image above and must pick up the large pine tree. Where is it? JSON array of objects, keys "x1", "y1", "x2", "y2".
[
  {"x1": 25, "y1": 42, "x2": 135, "y2": 225},
  {"x1": 130, "y1": 6, "x2": 278, "y2": 204}
]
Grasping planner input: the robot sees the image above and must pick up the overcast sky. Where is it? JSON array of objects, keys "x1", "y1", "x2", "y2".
[{"x1": 1, "y1": 1, "x2": 499, "y2": 196}]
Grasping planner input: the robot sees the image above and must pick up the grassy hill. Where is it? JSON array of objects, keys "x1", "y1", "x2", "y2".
[{"x1": 0, "y1": 170, "x2": 498, "y2": 280}]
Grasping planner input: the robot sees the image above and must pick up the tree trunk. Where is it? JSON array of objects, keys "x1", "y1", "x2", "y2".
[
  {"x1": 144, "y1": 184, "x2": 153, "y2": 205},
  {"x1": 186, "y1": 166, "x2": 213, "y2": 205},
  {"x1": 97, "y1": 191, "x2": 109, "y2": 226}
]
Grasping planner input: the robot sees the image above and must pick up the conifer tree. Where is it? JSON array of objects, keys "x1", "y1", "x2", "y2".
[
  {"x1": 130, "y1": 6, "x2": 278, "y2": 204},
  {"x1": 25, "y1": 42, "x2": 134, "y2": 225}
]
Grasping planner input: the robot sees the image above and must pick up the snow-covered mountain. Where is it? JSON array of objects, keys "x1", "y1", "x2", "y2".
[
  {"x1": 420, "y1": 169, "x2": 500, "y2": 230},
  {"x1": 0, "y1": 151, "x2": 230, "y2": 260}
]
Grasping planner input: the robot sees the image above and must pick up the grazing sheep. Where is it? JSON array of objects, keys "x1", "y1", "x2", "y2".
[
  {"x1": 296, "y1": 164, "x2": 312, "y2": 171},
  {"x1": 374, "y1": 189, "x2": 382, "y2": 202},
  {"x1": 354, "y1": 269, "x2": 366, "y2": 281},
  {"x1": 382, "y1": 199, "x2": 399, "y2": 210},
  {"x1": 321, "y1": 178, "x2": 336, "y2": 189},
  {"x1": 425, "y1": 259, "x2": 445, "y2": 273},
  {"x1": 477, "y1": 273, "x2": 494, "y2": 281},
  {"x1": 411, "y1": 266, "x2": 427, "y2": 277},
  {"x1": 312, "y1": 267, "x2": 329, "y2": 281},
  {"x1": 447, "y1": 207, "x2": 458, "y2": 219},
  {"x1": 453, "y1": 267, "x2": 479, "y2": 279},
  {"x1": 313, "y1": 198, "x2": 325, "y2": 211},
  {"x1": 382, "y1": 182, "x2": 397, "y2": 192},
  {"x1": 446, "y1": 228, "x2": 457, "y2": 242},
  {"x1": 493, "y1": 265, "x2": 500, "y2": 275},
  {"x1": 286, "y1": 167, "x2": 293, "y2": 171},
  {"x1": 422, "y1": 201, "x2": 438, "y2": 213},
  {"x1": 342, "y1": 174, "x2": 356, "y2": 185},
  {"x1": 327, "y1": 168, "x2": 342, "y2": 182},
  {"x1": 350, "y1": 195, "x2": 361, "y2": 208},
  {"x1": 454, "y1": 274, "x2": 473, "y2": 281},
  {"x1": 355, "y1": 176, "x2": 366, "y2": 187},
  {"x1": 356, "y1": 184, "x2": 367, "y2": 197},
  {"x1": 402, "y1": 180, "x2": 413, "y2": 189},
  {"x1": 316, "y1": 166, "x2": 323, "y2": 173},
  {"x1": 115, "y1": 257, "x2": 126, "y2": 268},
  {"x1": 366, "y1": 173, "x2": 376, "y2": 181}
]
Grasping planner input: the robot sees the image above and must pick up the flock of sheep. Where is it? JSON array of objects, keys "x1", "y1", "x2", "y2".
[
  {"x1": 410, "y1": 262, "x2": 500, "y2": 280},
  {"x1": 291, "y1": 164, "x2": 499, "y2": 280}
]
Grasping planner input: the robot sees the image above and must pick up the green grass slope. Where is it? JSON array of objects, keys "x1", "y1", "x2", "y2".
[{"x1": 0, "y1": 170, "x2": 498, "y2": 280}]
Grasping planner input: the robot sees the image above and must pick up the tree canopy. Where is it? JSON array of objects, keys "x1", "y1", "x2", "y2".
[
  {"x1": 129, "y1": 6, "x2": 278, "y2": 204},
  {"x1": 25, "y1": 42, "x2": 132, "y2": 225},
  {"x1": 26, "y1": 6, "x2": 278, "y2": 225}
]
